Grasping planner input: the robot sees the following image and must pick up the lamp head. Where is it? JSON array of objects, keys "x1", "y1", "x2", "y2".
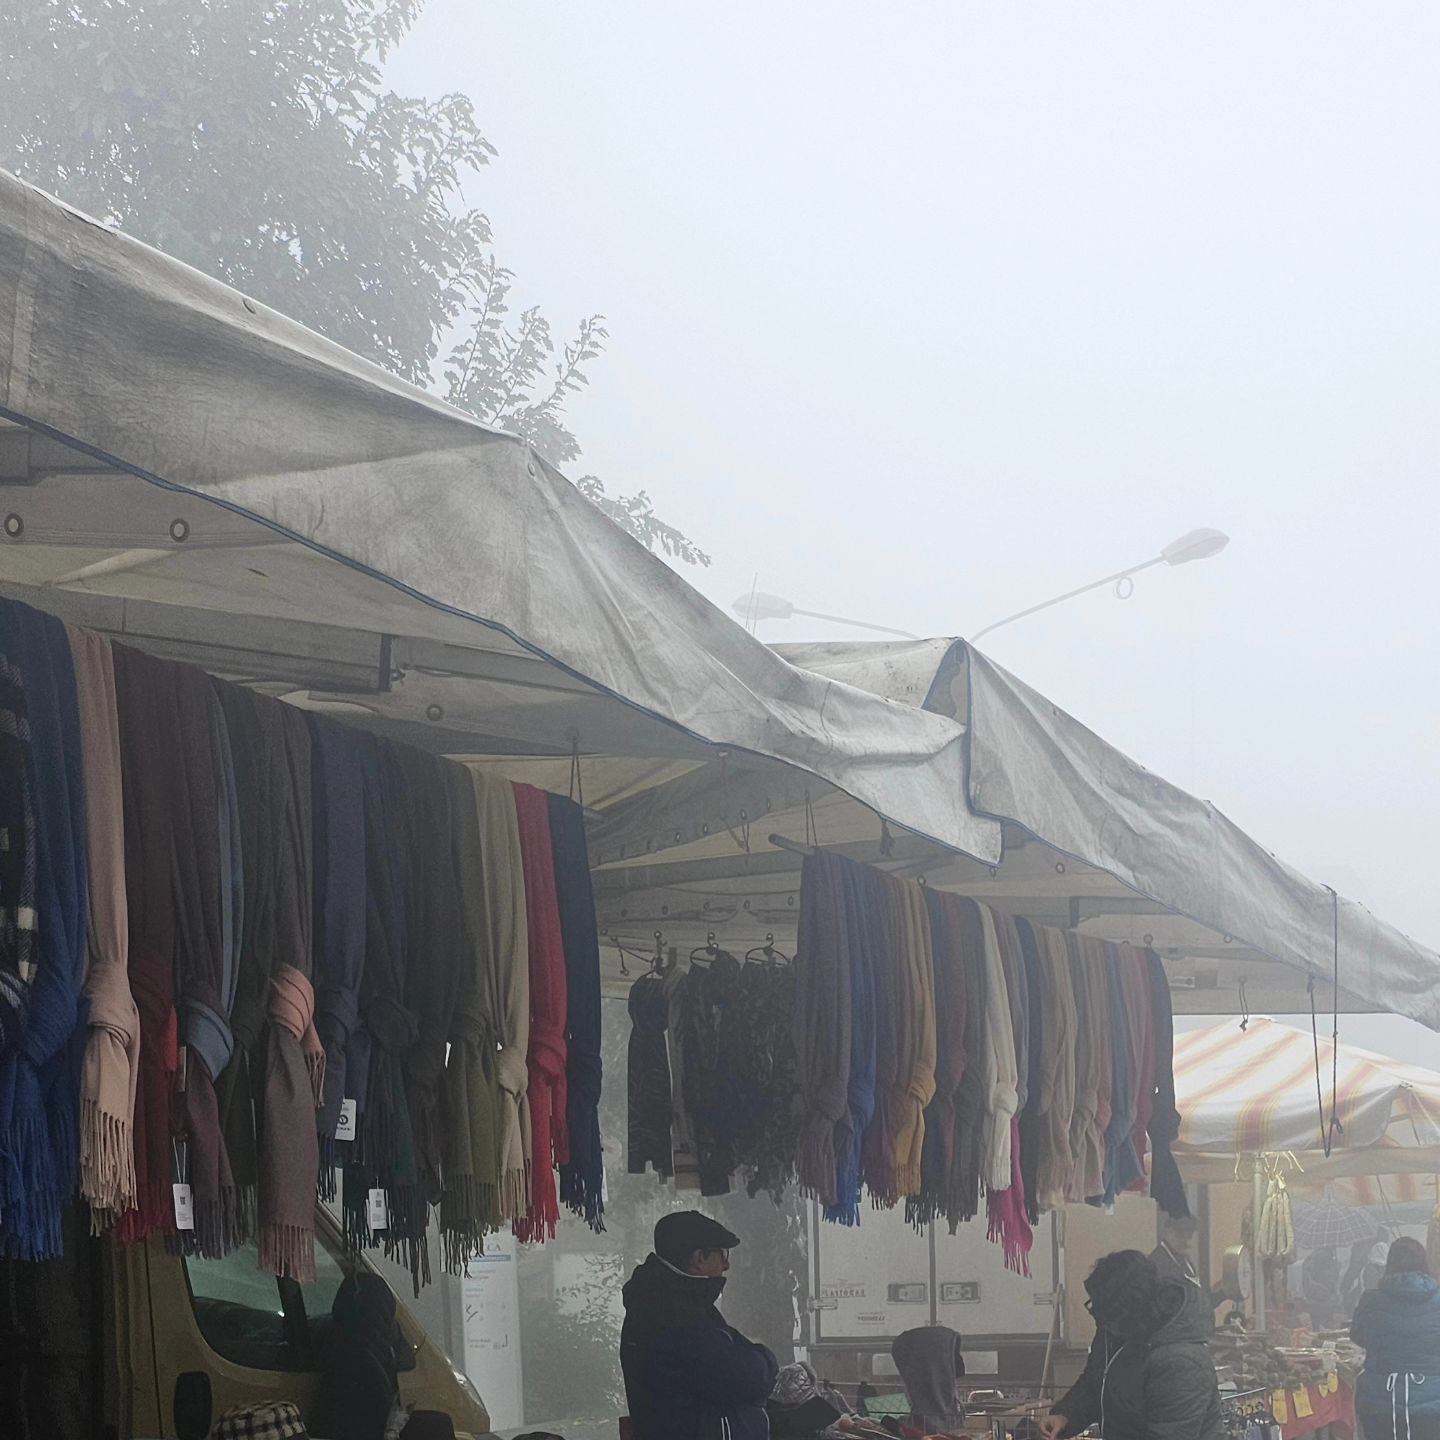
[
  {"x1": 732, "y1": 591, "x2": 795, "y2": 623},
  {"x1": 1161, "y1": 528, "x2": 1230, "y2": 566}
]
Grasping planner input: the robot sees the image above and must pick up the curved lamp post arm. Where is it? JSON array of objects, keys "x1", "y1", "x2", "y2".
[{"x1": 968, "y1": 556, "x2": 1164, "y2": 644}]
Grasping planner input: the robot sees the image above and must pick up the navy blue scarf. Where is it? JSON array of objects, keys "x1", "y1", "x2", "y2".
[{"x1": 0, "y1": 604, "x2": 88, "y2": 1259}]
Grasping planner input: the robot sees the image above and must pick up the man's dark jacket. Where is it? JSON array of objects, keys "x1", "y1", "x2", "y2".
[{"x1": 621, "y1": 1254, "x2": 778, "y2": 1440}]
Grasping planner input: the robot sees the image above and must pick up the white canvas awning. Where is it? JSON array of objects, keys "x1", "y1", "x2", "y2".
[
  {"x1": 1170, "y1": 1017, "x2": 1440, "y2": 1185},
  {"x1": 0, "y1": 169, "x2": 1436, "y2": 1024}
]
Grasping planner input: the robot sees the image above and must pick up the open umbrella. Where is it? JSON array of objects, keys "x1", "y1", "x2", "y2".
[{"x1": 1292, "y1": 1188, "x2": 1379, "y2": 1250}]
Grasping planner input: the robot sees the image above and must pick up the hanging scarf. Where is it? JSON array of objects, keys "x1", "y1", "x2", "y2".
[
  {"x1": 1014, "y1": 918, "x2": 1046, "y2": 1225},
  {"x1": 1082, "y1": 937, "x2": 1114, "y2": 1206},
  {"x1": 889, "y1": 880, "x2": 937, "y2": 1203},
  {"x1": 0, "y1": 603, "x2": 35, "y2": 1059},
  {"x1": 1145, "y1": 948, "x2": 1189, "y2": 1218},
  {"x1": 908, "y1": 889, "x2": 967, "y2": 1232},
  {"x1": 626, "y1": 969, "x2": 674, "y2": 1178},
  {"x1": 794, "y1": 853, "x2": 852, "y2": 1208},
  {"x1": 439, "y1": 761, "x2": 502, "y2": 1270},
  {"x1": 1034, "y1": 925, "x2": 1078, "y2": 1213},
  {"x1": 171, "y1": 664, "x2": 240, "y2": 1258},
  {"x1": 114, "y1": 645, "x2": 180, "y2": 1243},
  {"x1": 977, "y1": 904, "x2": 1019, "y2": 1195},
  {"x1": 255, "y1": 700, "x2": 320, "y2": 1281},
  {"x1": 345, "y1": 737, "x2": 420, "y2": 1264},
  {"x1": 0, "y1": 605, "x2": 88, "y2": 1259},
  {"x1": 987, "y1": 913, "x2": 1032, "y2": 1273},
  {"x1": 947, "y1": 896, "x2": 988, "y2": 1229},
  {"x1": 212, "y1": 683, "x2": 275, "y2": 1238},
  {"x1": 472, "y1": 773, "x2": 531, "y2": 1223},
  {"x1": 1123, "y1": 947, "x2": 1155, "y2": 1193},
  {"x1": 860, "y1": 872, "x2": 904, "y2": 1205},
  {"x1": 825, "y1": 858, "x2": 876, "y2": 1226},
  {"x1": 308, "y1": 715, "x2": 369, "y2": 1195},
  {"x1": 258, "y1": 964, "x2": 321, "y2": 1282},
  {"x1": 513, "y1": 783, "x2": 569, "y2": 1241},
  {"x1": 549, "y1": 793, "x2": 605, "y2": 1231},
  {"x1": 1065, "y1": 931, "x2": 1103, "y2": 1204},
  {"x1": 70, "y1": 627, "x2": 138, "y2": 1228},
  {"x1": 736, "y1": 955, "x2": 801, "y2": 1204},
  {"x1": 390, "y1": 750, "x2": 463, "y2": 1282},
  {"x1": 1103, "y1": 946, "x2": 1141, "y2": 1200}
]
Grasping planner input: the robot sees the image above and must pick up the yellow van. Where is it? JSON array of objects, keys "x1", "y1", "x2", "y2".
[{"x1": 0, "y1": 1203, "x2": 491, "y2": 1439}]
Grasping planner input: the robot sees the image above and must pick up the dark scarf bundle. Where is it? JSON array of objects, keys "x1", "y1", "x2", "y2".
[
  {"x1": 0, "y1": 606, "x2": 88, "y2": 1259},
  {"x1": 794, "y1": 852, "x2": 852, "y2": 1208},
  {"x1": 625, "y1": 969, "x2": 674, "y2": 1179},
  {"x1": 114, "y1": 645, "x2": 181, "y2": 1243},
  {"x1": 1145, "y1": 948, "x2": 1189, "y2": 1218},
  {"x1": 907, "y1": 889, "x2": 968, "y2": 1232},
  {"x1": 390, "y1": 749, "x2": 463, "y2": 1283},
  {"x1": 512, "y1": 784, "x2": 569, "y2": 1241},
  {"x1": 946, "y1": 895, "x2": 988, "y2": 1230},
  {"x1": 1014, "y1": 918, "x2": 1046, "y2": 1227},
  {"x1": 440, "y1": 763, "x2": 502, "y2": 1270},
  {"x1": 549, "y1": 793, "x2": 605, "y2": 1232},
  {"x1": 170, "y1": 663, "x2": 240, "y2": 1258},
  {"x1": 255, "y1": 699, "x2": 321, "y2": 1282},
  {"x1": 345, "y1": 738, "x2": 421, "y2": 1268},
  {"x1": 674, "y1": 948, "x2": 746, "y2": 1197},
  {"x1": 734, "y1": 954, "x2": 802, "y2": 1204},
  {"x1": 0, "y1": 602, "x2": 34, "y2": 1057},
  {"x1": 308, "y1": 715, "x2": 370, "y2": 1195},
  {"x1": 825, "y1": 858, "x2": 877, "y2": 1225}
]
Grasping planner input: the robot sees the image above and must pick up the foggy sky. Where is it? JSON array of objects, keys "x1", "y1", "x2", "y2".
[{"x1": 390, "y1": 3, "x2": 1440, "y2": 1056}]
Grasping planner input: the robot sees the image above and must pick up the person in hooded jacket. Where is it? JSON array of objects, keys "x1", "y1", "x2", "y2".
[
  {"x1": 892, "y1": 1326, "x2": 965, "y2": 1435},
  {"x1": 1351, "y1": 1237, "x2": 1440, "y2": 1440},
  {"x1": 621, "y1": 1210, "x2": 779, "y2": 1440},
  {"x1": 1039, "y1": 1250, "x2": 1221, "y2": 1440}
]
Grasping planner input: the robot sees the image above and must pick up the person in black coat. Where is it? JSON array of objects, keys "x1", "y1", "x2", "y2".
[
  {"x1": 1040, "y1": 1250, "x2": 1221, "y2": 1440},
  {"x1": 311, "y1": 1273, "x2": 406, "y2": 1440},
  {"x1": 620, "y1": 1210, "x2": 779, "y2": 1440}
]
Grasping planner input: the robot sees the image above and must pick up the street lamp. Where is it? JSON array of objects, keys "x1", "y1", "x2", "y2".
[
  {"x1": 732, "y1": 591, "x2": 920, "y2": 640},
  {"x1": 968, "y1": 528, "x2": 1229, "y2": 643},
  {"x1": 734, "y1": 527, "x2": 1228, "y2": 645}
]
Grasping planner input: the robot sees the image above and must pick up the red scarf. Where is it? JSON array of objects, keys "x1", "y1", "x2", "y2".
[{"x1": 511, "y1": 784, "x2": 568, "y2": 1242}]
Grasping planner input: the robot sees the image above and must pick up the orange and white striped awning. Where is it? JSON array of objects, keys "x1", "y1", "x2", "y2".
[{"x1": 1170, "y1": 1018, "x2": 1440, "y2": 1181}]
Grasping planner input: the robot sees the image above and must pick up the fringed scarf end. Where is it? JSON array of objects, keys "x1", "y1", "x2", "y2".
[
  {"x1": 78, "y1": 1101, "x2": 136, "y2": 1217},
  {"x1": 258, "y1": 1222, "x2": 316, "y2": 1284}
]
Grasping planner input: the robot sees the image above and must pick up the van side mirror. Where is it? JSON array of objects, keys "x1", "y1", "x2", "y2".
[{"x1": 174, "y1": 1370, "x2": 213, "y2": 1440}]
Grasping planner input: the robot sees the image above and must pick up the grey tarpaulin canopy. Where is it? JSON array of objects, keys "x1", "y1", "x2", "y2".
[{"x1": 0, "y1": 168, "x2": 1435, "y2": 1024}]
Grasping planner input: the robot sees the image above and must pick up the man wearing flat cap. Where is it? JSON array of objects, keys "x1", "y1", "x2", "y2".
[{"x1": 620, "y1": 1210, "x2": 778, "y2": 1439}]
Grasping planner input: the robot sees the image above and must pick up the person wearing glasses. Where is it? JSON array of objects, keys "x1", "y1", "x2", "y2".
[
  {"x1": 620, "y1": 1210, "x2": 778, "y2": 1440},
  {"x1": 1038, "y1": 1250, "x2": 1221, "y2": 1440}
]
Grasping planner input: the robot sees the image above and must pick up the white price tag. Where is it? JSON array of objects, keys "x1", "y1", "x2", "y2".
[
  {"x1": 173, "y1": 1183, "x2": 195, "y2": 1231},
  {"x1": 334, "y1": 1098, "x2": 357, "y2": 1143},
  {"x1": 367, "y1": 1187, "x2": 389, "y2": 1232}
]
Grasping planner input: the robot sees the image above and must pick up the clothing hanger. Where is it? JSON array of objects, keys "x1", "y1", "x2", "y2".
[
  {"x1": 744, "y1": 933, "x2": 792, "y2": 967},
  {"x1": 688, "y1": 932, "x2": 721, "y2": 967}
]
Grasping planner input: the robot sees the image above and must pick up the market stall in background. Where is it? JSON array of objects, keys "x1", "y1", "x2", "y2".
[{"x1": 2, "y1": 170, "x2": 1440, "y2": 1439}]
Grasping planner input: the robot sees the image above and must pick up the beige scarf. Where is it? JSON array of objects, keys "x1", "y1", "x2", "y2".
[
  {"x1": 68, "y1": 627, "x2": 139, "y2": 1227},
  {"x1": 471, "y1": 773, "x2": 531, "y2": 1221}
]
